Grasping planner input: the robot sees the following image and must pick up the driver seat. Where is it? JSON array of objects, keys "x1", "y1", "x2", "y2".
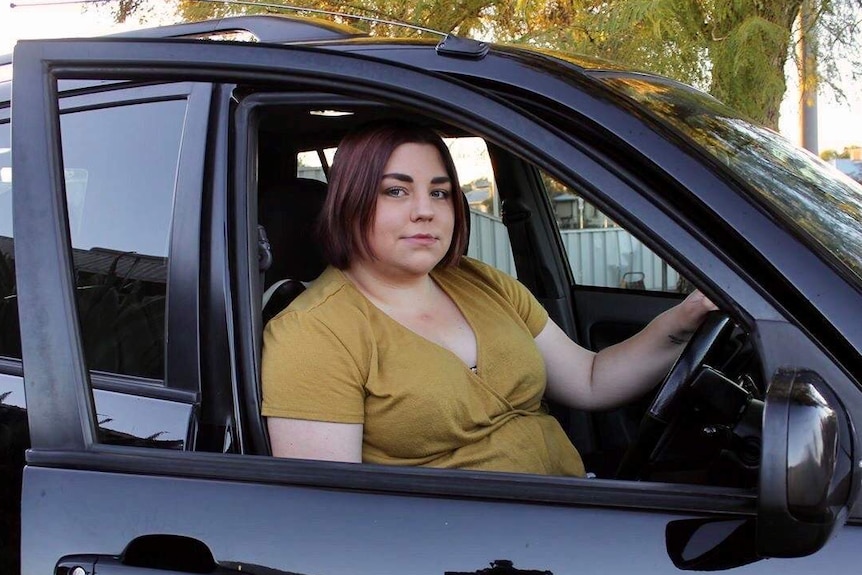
[
  {"x1": 259, "y1": 177, "x2": 329, "y2": 325},
  {"x1": 247, "y1": 177, "x2": 328, "y2": 456}
]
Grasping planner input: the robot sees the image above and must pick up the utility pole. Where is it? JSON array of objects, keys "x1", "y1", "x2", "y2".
[{"x1": 799, "y1": 0, "x2": 819, "y2": 154}]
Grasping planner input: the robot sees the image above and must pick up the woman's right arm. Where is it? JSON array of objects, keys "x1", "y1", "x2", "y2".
[
  {"x1": 263, "y1": 308, "x2": 367, "y2": 463},
  {"x1": 268, "y1": 417, "x2": 363, "y2": 463}
]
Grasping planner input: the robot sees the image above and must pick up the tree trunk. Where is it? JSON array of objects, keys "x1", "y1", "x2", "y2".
[{"x1": 707, "y1": 1, "x2": 802, "y2": 129}]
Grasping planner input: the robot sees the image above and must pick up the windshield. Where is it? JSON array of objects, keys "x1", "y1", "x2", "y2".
[{"x1": 597, "y1": 74, "x2": 862, "y2": 286}]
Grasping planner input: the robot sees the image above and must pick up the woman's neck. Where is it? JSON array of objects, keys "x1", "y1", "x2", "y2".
[{"x1": 343, "y1": 263, "x2": 437, "y2": 310}]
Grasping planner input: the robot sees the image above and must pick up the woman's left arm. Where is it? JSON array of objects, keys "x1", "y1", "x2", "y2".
[{"x1": 535, "y1": 291, "x2": 717, "y2": 411}]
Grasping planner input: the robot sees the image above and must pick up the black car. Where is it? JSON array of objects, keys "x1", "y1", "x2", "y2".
[{"x1": 1, "y1": 13, "x2": 860, "y2": 575}]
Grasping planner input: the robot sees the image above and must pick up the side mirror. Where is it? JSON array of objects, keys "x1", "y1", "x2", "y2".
[
  {"x1": 666, "y1": 368, "x2": 858, "y2": 570},
  {"x1": 757, "y1": 368, "x2": 856, "y2": 557},
  {"x1": 666, "y1": 518, "x2": 760, "y2": 571}
]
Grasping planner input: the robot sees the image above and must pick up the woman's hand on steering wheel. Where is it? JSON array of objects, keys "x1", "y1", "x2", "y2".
[{"x1": 616, "y1": 309, "x2": 733, "y2": 480}]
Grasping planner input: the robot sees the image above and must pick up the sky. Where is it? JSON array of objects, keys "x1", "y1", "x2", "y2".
[
  {"x1": 0, "y1": 1, "x2": 154, "y2": 47},
  {"x1": 2, "y1": 0, "x2": 861, "y2": 153}
]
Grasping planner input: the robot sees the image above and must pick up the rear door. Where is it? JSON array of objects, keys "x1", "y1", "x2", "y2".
[{"x1": 12, "y1": 37, "x2": 859, "y2": 575}]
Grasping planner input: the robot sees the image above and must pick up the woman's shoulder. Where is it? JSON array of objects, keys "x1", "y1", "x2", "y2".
[
  {"x1": 442, "y1": 256, "x2": 521, "y2": 293},
  {"x1": 269, "y1": 266, "x2": 369, "y2": 328},
  {"x1": 263, "y1": 266, "x2": 375, "y2": 364}
]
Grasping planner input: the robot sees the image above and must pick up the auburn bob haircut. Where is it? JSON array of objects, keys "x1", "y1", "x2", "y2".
[{"x1": 318, "y1": 120, "x2": 468, "y2": 269}]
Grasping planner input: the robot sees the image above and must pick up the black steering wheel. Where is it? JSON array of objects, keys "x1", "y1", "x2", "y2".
[{"x1": 616, "y1": 311, "x2": 735, "y2": 480}]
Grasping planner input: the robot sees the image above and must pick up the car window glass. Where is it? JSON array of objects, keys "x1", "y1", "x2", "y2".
[
  {"x1": 540, "y1": 171, "x2": 687, "y2": 292},
  {"x1": 61, "y1": 101, "x2": 182, "y2": 257},
  {"x1": 447, "y1": 137, "x2": 516, "y2": 278},
  {"x1": 0, "y1": 98, "x2": 185, "y2": 381},
  {"x1": 57, "y1": 99, "x2": 186, "y2": 380},
  {"x1": 601, "y1": 75, "x2": 862, "y2": 285},
  {"x1": 0, "y1": 121, "x2": 17, "y2": 360},
  {"x1": 296, "y1": 148, "x2": 335, "y2": 182}
]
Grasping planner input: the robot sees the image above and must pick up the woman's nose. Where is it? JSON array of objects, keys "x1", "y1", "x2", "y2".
[{"x1": 411, "y1": 191, "x2": 434, "y2": 219}]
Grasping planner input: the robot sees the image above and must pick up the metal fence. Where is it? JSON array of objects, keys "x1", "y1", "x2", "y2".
[
  {"x1": 466, "y1": 210, "x2": 516, "y2": 275},
  {"x1": 467, "y1": 211, "x2": 680, "y2": 292}
]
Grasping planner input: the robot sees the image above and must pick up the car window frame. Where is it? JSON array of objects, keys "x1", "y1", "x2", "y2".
[
  {"x1": 12, "y1": 37, "x2": 786, "y2": 515},
  {"x1": 214, "y1": 43, "x2": 775, "y2": 499}
]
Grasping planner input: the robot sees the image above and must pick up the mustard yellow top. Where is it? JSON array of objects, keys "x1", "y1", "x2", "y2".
[{"x1": 261, "y1": 257, "x2": 585, "y2": 476}]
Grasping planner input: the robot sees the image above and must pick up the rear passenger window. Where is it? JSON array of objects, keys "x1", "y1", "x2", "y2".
[
  {"x1": 296, "y1": 148, "x2": 334, "y2": 182},
  {"x1": 0, "y1": 98, "x2": 186, "y2": 378},
  {"x1": 446, "y1": 136, "x2": 516, "y2": 278}
]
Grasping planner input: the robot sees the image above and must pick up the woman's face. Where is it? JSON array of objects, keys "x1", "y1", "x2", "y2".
[{"x1": 358, "y1": 142, "x2": 455, "y2": 278}]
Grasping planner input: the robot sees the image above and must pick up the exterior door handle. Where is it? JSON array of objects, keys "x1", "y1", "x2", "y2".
[{"x1": 57, "y1": 551, "x2": 243, "y2": 575}]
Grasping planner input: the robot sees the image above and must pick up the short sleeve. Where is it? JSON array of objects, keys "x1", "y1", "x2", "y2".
[
  {"x1": 463, "y1": 258, "x2": 549, "y2": 337},
  {"x1": 261, "y1": 310, "x2": 366, "y2": 424}
]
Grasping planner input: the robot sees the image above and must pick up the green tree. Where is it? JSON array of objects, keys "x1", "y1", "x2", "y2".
[
  {"x1": 820, "y1": 148, "x2": 850, "y2": 162},
  {"x1": 592, "y1": 1, "x2": 802, "y2": 128},
  {"x1": 101, "y1": 0, "x2": 507, "y2": 36},
  {"x1": 512, "y1": 1, "x2": 861, "y2": 129},
  {"x1": 101, "y1": 0, "x2": 862, "y2": 129}
]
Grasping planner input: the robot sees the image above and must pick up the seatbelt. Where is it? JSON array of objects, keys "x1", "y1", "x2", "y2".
[
  {"x1": 262, "y1": 278, "x2": 312, "y2": 309},
  {"x1": 257, "y1": 224, "x2": 273, "y2": 303},
  {"x1": 258, "y1": 225, "x2": 273, "y2": 274},
  {"x1": 501, "y1": 199, "x2": 545, "y2": 298}
]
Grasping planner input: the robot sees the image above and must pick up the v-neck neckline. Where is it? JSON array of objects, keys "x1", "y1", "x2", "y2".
[{"x1": 337, "y1": 267, "x2": 482, "y2": 375}]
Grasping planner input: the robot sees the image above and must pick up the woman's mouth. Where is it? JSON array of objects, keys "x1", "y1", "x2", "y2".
[{"x1": 403, "y1": 234, "x2": 438, "y2": 245}]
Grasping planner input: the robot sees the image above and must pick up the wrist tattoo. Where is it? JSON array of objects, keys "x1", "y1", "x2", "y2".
[{"x1": 668, "y1": 330, "x2": 694, "y2": 346}]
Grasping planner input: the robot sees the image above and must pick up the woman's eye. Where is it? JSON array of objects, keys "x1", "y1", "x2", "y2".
[
  {"x1": 384, "y1": 187, "x2": 407, "y2": 197},
  {"x1": 431, "y1": 189, "x2": 450, "y2": 199}
]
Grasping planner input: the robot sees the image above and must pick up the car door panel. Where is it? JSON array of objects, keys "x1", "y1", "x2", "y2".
[
  {"x1": 20, "y1": 465, "x2": 680, "y2": 575},
  {"x1": 572, "y1": 288, "x2": 681, "y2": 351},
  {"x1": 22, "y1": 463, "x2": 862, "y2": 575}
]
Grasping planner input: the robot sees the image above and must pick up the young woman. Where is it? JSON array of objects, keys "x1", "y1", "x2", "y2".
[{"x1": 261, "y1": 121, "x2": 716, "y2": 476}]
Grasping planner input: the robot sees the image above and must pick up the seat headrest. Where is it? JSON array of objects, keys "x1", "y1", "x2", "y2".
[{"x1": 259, "y1": 178, "x2": 328, "y2": 286}]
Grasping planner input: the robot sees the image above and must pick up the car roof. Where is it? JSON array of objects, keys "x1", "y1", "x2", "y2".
[
  {"x1": 0, "y1": 13, "x2": 689, "y2": 113},
  {"x1": 0, "y1": 13, "x2": 657, "y2": 74}
]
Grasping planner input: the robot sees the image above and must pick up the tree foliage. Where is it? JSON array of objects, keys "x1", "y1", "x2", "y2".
[
  {"x1": 101, "y1": 0, "x2": 862, "y2": 129},
  {"x1": 580, "y1": 0, "x2": 804, "y2": 127},
  {"x1": 822, "y1": 145, "x2": 862, "y2": 160}
]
